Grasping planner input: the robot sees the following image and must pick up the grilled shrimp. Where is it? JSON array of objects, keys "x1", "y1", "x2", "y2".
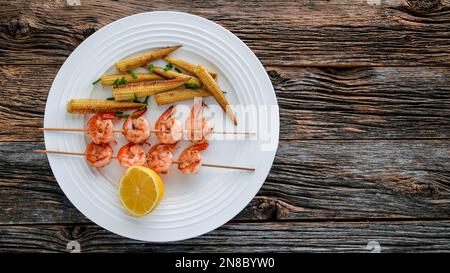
[
  {"x1": 85, "y1": 142, "x2": 114, "y2": 168},
  {"x1": 122, "y1": 108, "x2": 151, "y2": 144},
  {"x1": 146, "y1": 143, "x2": 177, "y2": 174},
  {"x1": 185, "y1": 101, "x2": 213, "y2": 143},
  {"x1": 177, "y1": 141, "x2": 209, "y2": 174},
  {"x1": 155, "y1": 106, "x2": 183, "y2": 144},
  {"x1": 86, "y1": 112, "x2": 117, "y2": 144},
  {"x1": 117, "y1": 143, "x2": 147, "y2": 168}
]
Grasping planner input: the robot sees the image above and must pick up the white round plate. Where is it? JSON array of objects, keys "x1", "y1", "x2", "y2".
[{"x1": 44, "y1": 11, "x2": 279, "y2": 242}]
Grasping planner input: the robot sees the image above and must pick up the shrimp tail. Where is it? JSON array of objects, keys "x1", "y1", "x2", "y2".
[
  {"x1": 99, "y1": 112, "x2": 119, "y2": 120},
  {"x1": 130, "y1": 107, "x2": 148, "y2": 119},
  {"x1": 191, "y1": 100, "x2": 203, "y2": 118},
  {"x1": 158, "y1": 106, "x2": 175, "y2": 123},
  {"x1": 193, "y1": 141, "x2": 209, "y2": 152},
  {"x1": 167, "y1": 143, "x2": 178, "y2": 150}
]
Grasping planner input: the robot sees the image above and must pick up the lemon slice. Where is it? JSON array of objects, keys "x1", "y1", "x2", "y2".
[{"x1": 119, "y1": 166, "x2": 164, "y2": 217}]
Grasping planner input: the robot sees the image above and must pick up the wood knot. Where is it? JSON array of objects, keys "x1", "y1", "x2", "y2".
[
  {"x1": 267, "y1": 70, "x2": 292, "y2": 85},
  {"x1": 247, "y1": 198, "x2": 278, "y2": 220},
  {"x1": 267, "y1": 70, "x2": 281, "y2": 81},
  {"x1": 58, "y1": 225, "x2": 87, "y2": 241},
  {"x1": 7, "y1": 17, "x2": 32, "y2": 38},
  {"x1": 406, "y1": 0, "x2": 441, "y2": 13},
  {"x1": 81, "y1": 26, "x2": 97, "y2": 39}
]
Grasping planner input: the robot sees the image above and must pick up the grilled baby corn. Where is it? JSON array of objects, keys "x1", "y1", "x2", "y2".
[
  {"x1": 67, "y1": 99, "x2": 146, "y2": 114},
  {"x1": 194, "y1": 65, "x2": 237, "y2": 125},
  {"x1": 113, "y1": 78, "x2": 191, "y2": 101},
  {"x1": 115, "y1": 45, "x2": 182, "y2": 72},
  {"x1": 152, "y1": 67, "x2": 201, "y2": 86},
  {"x1": 101, "y1": 73, "x2": 163, "y2": 86},
  {"x1": 155, "y1": 88, "x2": 211, "y2": 105},
  {"x1": 163, "y1": 57, "x2": 217, "y2": 78}
]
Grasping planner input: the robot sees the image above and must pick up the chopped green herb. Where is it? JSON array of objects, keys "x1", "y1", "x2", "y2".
[
  {"x1": 92, "y1": 77, "x2": 101, "y2": 85},
  {"x1": 163, "y1": 63, "x2": 173, "y2": 71},
  {"x1": 174, "y1": 67, "x2": 182, "y2": 73},
  {"x1": 138, "y1": 105, "x2": 147, "y2": 111},
  {"x1": 115, "y1": 111, "x2": 123, "y2": 117},
  {"x1": 120, "y1": 76, "x2": 128, "y2": 85},
  {"x1": 106, "y1": 97, "x2": 115, "y2": 100},
  {"x1": 143, "y1": 96, "x2": 150, "y2": 104},
  {"x1": 148, "y1": 64, "x2": 155, "y2": 72},
  {"x1": 185, "y1": 83, "x2": 201, "y2": 89},
  {"x1": 132, "y1": 113, "x2": 140, "y2": 118},
  {"x1": 128, "y1": 70, "x2": 138, "y2": 79},
  {"x1": 113, "y1": 78, "x2": 120, "y2": 86},
  {"x1": 134, "y1": 93, "x2": 138, "y2": 101},
  {"x1": 121, "y1": 114, "x2": 130, "y2": 119}
]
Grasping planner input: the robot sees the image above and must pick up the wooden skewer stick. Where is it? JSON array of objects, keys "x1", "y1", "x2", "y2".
[
  {"x1": 39, "y1": 127, "x2": 255, "y2": 135},
  {"x1": 202, "y1": 163, "x2": 255, "y2": 172},
  {"x1": 34, "y1": 150, "x2": 255, "y2": 172},
  {"x1": 173, "y1": 161, "x2": 255, "y2": 172},
  {"x1": 39, "y1": 128, "x2": 88, "y2": 132},
  {"x1": 34, "y1": 149, "x2": 119, "y2": 159},
  {"x1": 34, "y1": 149, "x2": 85, "y2": 156}
]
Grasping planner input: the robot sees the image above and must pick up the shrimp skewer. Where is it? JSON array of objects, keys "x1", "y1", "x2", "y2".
[
  {"x1": 146, "y1": 143, "x2": 177, "y2": 174},
  {"x1": 117, "y1": 143, "x2": 147, "y2": 168},
  {"x1": 86, "y1": 112, "x2": 118, "y2": 144},
  {"x1": 35, "y1": 148, "x2": 255, "y2": 171},
  {"x1": 185, "y1": 101, "x2": 213, "y2": 143},
  {"x1": 155, "y1": 106, "x2": 183, "y2": 144},
  {"x1": 41, "y1": 127, "x2": 254, "y2": 136},
  {"x1": 122, "y1": 108, "x2": 151, "y2": 144},
  {"x1": 177, "y1": 141, "x2": 209, "y2": 174}
]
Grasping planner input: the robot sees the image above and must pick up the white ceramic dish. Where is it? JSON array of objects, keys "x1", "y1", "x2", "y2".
[{"x1": 44, "y1": 11, "x2": 279, "y2": 242}]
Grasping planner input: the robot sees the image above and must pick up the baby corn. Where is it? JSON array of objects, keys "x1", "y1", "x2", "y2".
[
  {"x1": 155, "y1": 88, "x2": 211, "y2": 105},
  {"x1": 152, "y1": 67, "x2": 201, "y2": 86},
  {"x1": 115, "y1": 45, "x2": 182, "y2": 72},
  {"x1": 194, "y1": 65, "x2": 237, "y2": 125},
  {"x1": 67, "y1": 99, "x2": 146, "y2": 114},
  {"x1": 101, "y1": 73, "x2": 163, "y2": 86},
  {"x1": 113, "y1": 78, "x2": 191, "y2": 101},
  {"x1": 163, "y1": 57, "x2": 217, "y2": 78}
]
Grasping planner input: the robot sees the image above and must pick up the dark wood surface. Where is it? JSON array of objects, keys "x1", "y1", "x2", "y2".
[
  {"x1": 2, "y1": 221, "x2": 450, "y2": 253},
  {"x1": 0, "y1": 0, "x2": 449, "y2": 252}
]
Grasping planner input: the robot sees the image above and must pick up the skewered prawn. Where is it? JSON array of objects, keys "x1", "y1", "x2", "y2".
[
  {"x1": 177, "y1": 141, "x2": 209, "y2": 174},
  {"x1": 85, "y1": 142, "x2": 114, "y2": 168},
  {"x1": 155, "y1": 106, "x2": 183, "y2": 144},
  {"x1": 117, "y1": 143, "x2": 147, "y2": 168},
  {"x1": 86, "y1": 112, "x2": 117, "y2": 144},
  {"x1": 146, "y1": 143, "x2": 177, "y2": 174},
  {"x1": 122, "y1": 108, "x2": 151, "y2": 144},
  {"x1": 185, "y1": 101, "x2": 213, "y2": 143}
]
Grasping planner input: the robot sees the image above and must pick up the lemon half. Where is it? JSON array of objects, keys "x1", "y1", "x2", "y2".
[{"x1": 119, "y1": 166, "x2": 164, "y2": 217}]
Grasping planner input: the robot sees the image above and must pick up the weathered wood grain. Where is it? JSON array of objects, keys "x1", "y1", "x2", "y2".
[
  {"x1": 272, "y1": 66, "x2": 450, "y2": 139},
  {"x1": 0, "y1": 140, "x2": 448, "y2": 224},
  {"x1": 1, "y1": 65, "x2": 449, "y2": 142},
  {"x1": 1, "y1": 0, "x2": 450, "y2": 66},
  {"x1": 1, "y1": 221, "x2": 450, "y2": 252}
]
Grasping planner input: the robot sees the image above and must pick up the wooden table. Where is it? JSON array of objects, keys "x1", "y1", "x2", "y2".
[{"x1": 1, "y1": 0, "x2": 449, "y2": 253}]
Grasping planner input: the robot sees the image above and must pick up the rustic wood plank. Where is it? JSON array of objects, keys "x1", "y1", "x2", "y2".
[
  {"x1": 1, "y1": 0, "x2": 450, "y2": 66},
  {"x1": 1, "y1": 65, "x2": 449, "y2": 142},
  {"x1": 0, "y1": 140, "x2": 448, "y2": 224},
  {"x1": 272, "y1": 66, "x2": 450, "y2": 139},
  {"x1": 1, "y1": 221, "x2": 450, "y2": 252}
]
